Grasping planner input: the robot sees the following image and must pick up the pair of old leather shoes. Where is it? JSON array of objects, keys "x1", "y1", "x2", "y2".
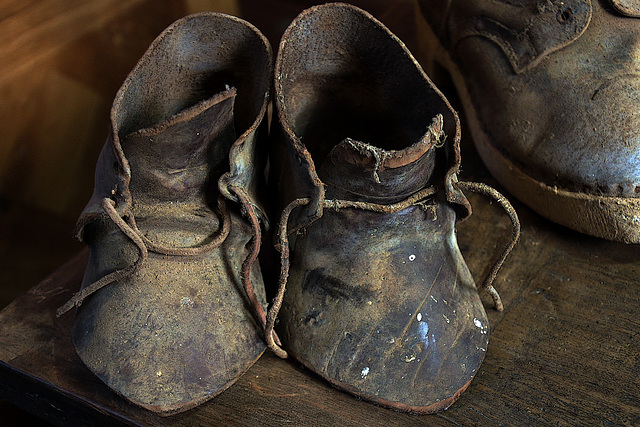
[{"x1": 59, "y1": 3, "x2": 519, "y2": 416}]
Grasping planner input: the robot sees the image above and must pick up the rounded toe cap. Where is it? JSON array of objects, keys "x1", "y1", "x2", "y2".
[{"x1": 71, "y1": 254, "x2": 266, "y2": 414}]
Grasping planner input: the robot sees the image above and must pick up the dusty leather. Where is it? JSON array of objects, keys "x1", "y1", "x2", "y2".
[
  {"x1": 610, "y1": 0, "x2": 640, "y2": 17},
  {"x1": 70, "y1": 13, "x2": 271, "y2": 415},
  {"x1": 418, "y1": 0, "x2": 640, "y2": 205},
  {"x1": 270, "y1": 3, "x2": 490, "y2": 413}
]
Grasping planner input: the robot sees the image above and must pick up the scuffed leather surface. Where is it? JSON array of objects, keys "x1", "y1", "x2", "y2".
[
  {"x1": 123, "y1": 89, "x2": 237, "y2": 205},
  {"x1": 71, "y1": 13, "x2": 271, "y2": 413},
  {"x1": 419, "y1": 0, "x2": 640, "y2": 198},
  {"x1": 74, "y1": 210, "x2": 266, "y2": 412},
  {"x1": 449, "y1": 0, "x2": 592, "y2": 73},
  {"x1": 280, "y1": 202, "x2": 488, "y2": 411},
  {"x1": 610, "y1": 0, "x2": 640, "y2": 17},
  {"x1": 271, "y1": 3, "x2": 486, "y2": 412}
]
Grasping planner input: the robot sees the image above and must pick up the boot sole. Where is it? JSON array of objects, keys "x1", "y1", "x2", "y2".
[{"x1": 414, "y1": 1, "x2": 640, "y2": 244}]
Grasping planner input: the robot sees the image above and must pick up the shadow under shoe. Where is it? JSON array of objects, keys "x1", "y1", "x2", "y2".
[
  {"x1": 58, "y1": 13, "x2": 272, "y2": 415},
  {"x1": 266, "y1": 3, "x2": 517, "y2": 414}
]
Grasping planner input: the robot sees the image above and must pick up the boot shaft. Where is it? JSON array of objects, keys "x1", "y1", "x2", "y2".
[
  {"x1": 272, "y1": 3, "x2": 470, "y2": 224},
  {"x1": 76, "y1": 13, "x2": 272, "y2": 241}
]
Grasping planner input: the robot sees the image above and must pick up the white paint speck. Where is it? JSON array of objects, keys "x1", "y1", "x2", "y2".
[
  {"x1": 157, "y1": 371, "x2": 162, "y2": 377},
  {"x1": 474, "y1": 318, "x2": 488, "y2": 334},
  {"x1": 417, "y1": 313, "x2": 422, "y2": 322},
  {"x1": 361, "y1": 367, "x2": 370, "y2": 378},
  {"x1": 430, "y1": 295, "x2": 438, "y2": 303},
  {"x1": 409, "y1": 254, "x2": 416, "y2": 261},
  {"x1": 442, "y1": 314, "x2": 450, "y2": 323},
  {"x1": 180, "y1": 296, "x2": 194, "y2": 307}
]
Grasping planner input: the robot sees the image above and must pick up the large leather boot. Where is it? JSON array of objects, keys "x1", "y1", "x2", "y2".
[
  {"x1": 266, "y1": 3, "x2": 518, "y2": 414},
  {"x1": 57, "y1": 13, "x2": 272, "y2": 415},
  {"x1": 416, "y1": 0, "x2": 640, "y2": 243}
]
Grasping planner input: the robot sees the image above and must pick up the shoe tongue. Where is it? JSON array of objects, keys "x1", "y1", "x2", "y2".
[
  {"x1": 122, "y1": 87, "x2": 237, "y2": 203},
  {"x1": 318, "y1": 115, "x2": 444, "y2": 203}
]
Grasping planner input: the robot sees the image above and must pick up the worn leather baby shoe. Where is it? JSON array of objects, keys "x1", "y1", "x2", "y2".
[
  {"x1": 416, "y1": 0, "x2": 640, "y2": 243},
  {"x1": 56, "y1": 13, "x2": 272, "y2": 415},
  {"x1": 265, "y1": 3, "x2": 519, "y2": 414}
]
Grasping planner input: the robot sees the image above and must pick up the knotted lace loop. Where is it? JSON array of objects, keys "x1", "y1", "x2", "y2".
[
  {"x1": 130, "y1": 197, "x2": 231, "y2": 257},
  {"x1": 56, "y1": 195, "x2": 231, "y2": 317},
  {"x1": 455, "y1": 181, "x2": 521, "y2": 312}
]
